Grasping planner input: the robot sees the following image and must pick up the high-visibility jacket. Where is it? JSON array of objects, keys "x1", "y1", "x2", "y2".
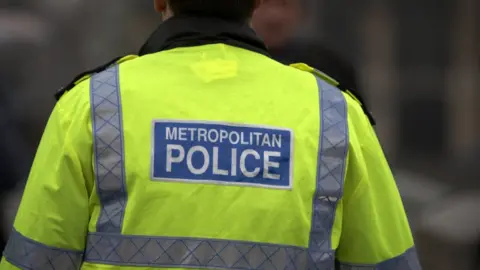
[{"x1": 1, "y1": 16, "x2": 421, "y2": 270}]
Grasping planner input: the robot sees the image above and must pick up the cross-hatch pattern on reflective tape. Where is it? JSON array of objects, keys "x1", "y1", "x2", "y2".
[
  {"x1": 90, "y1": 65, "x2": 128, "y2": 233},
  {"x1": 3, "y1": 229, "x2": 83, "y2": 270},
  {"x1": 309, "y1": 76, "x2": 348, "y2": 256},
  {"x1": 85, "y1": 232, "x2": 334, "y2": 269}
]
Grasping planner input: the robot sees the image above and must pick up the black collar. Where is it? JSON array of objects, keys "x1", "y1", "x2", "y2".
[{"x1": 139, "y1": 16, "x2": 270, "y2": 57}]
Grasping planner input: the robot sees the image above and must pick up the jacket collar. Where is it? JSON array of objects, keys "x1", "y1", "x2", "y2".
[{"x1": 139, "y1": 15, "x2": 270, "y2": 57}]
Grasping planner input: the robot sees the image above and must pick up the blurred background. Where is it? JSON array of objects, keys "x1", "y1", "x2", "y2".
[{"x1": 0, "y1": 0, "x2": 479, "y2": 269}]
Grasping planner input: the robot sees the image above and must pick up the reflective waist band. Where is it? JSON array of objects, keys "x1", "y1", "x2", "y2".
[{"x1": 84, "y1": 233, "x2": 334, "y2": 269}]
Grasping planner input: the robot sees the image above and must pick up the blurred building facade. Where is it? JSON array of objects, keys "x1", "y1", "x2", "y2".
[{"x1": 0, "y1": 0, "x2": 479, "y2": 269}]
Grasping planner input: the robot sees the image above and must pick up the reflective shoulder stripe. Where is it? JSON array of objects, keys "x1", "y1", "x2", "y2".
[
  {"x1": 338, "y1": 247, "x2": 422, "y2": 270},
  {"x1": 83, "y1": 68, "x2": 349, "y2": 269},
  {"x1": 309, "y1": 75, "x2": 348, "y2": 267},
  {"x1": 90, "y1": 64, "x2": 128, "y2": 233},
  {"x1": 3, "y1": 228, "x2": 83, "y2": 269}
]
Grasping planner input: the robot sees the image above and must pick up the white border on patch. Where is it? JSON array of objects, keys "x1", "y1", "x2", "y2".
[{"x1": 150, "y1": 119, "x2": 294, "y2": 190}]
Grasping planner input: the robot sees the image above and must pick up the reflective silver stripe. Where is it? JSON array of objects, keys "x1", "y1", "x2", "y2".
[
  {"x1": 3, "y1": 228, "x2": 83, "y2": 270},
  {"x1": 84, "y1": 72, "x2": 348, "y2": 269},
  {"x1": 85, "y1": 232, "x2": 333, "y2": 269},
  {"x1": 308, "y1": 76, "x2": 348, "y2": 268},
  {"x1": 90, "y1": 65, "x2": 127, "y2": 233},
  {"x1": 338, "y1": 247, "x2": 422, "y2": 270}
]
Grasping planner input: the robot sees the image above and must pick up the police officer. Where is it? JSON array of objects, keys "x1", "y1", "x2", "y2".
[{"x1": 1, "y1": 0, "x2": 420, "y2": 269}]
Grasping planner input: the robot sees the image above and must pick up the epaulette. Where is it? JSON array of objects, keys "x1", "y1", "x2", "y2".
[
  {"x1": 55, "y1": 55, "x2": 138, "y2": 101},
  {"x1": 290, "y1": 63, "x2": 376, "y2": 125}
]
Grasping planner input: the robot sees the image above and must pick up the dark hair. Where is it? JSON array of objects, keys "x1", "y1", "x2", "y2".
[{"x1": 168, "y1": 0, "x2": 256, "y2": 22}]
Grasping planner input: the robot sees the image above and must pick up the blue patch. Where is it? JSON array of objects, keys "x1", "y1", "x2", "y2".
[{"x1": 152, "y1": 121, "x2": 293, "y2": 189}]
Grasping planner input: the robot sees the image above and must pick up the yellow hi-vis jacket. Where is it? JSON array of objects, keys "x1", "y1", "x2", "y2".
[{"x1": 1, "y1": 21, "x2": 420, "y2": 270}]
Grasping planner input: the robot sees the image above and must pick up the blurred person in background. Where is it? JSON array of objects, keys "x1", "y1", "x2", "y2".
[
  {"x1": 0, "y1": 67, "x2": 21, "y2": 251},
  {"x1": 2, "y1": 0, "x2": 419, "y2": 269},
  {"x1": 251, "y1": 0, "x2": 357, "y2": 90},
  {"x1": 251, "y1": 0, "x2": 373, "y2": 123},
  {"x1": 0, "y1": 10, "x2": 49, "y2": 252}
]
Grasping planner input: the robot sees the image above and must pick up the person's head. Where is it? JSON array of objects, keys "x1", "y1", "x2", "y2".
[
  {"x1": 251, "y1": 0, "x2": 303, "y2": 48},
  {"x1": 154, "y1": 0, "x2": 262, "y2": 22}
]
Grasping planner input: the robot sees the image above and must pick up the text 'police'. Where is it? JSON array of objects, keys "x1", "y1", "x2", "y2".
[{"x1": 152, "y1": 121, "x2": 293, "y2": 189}]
